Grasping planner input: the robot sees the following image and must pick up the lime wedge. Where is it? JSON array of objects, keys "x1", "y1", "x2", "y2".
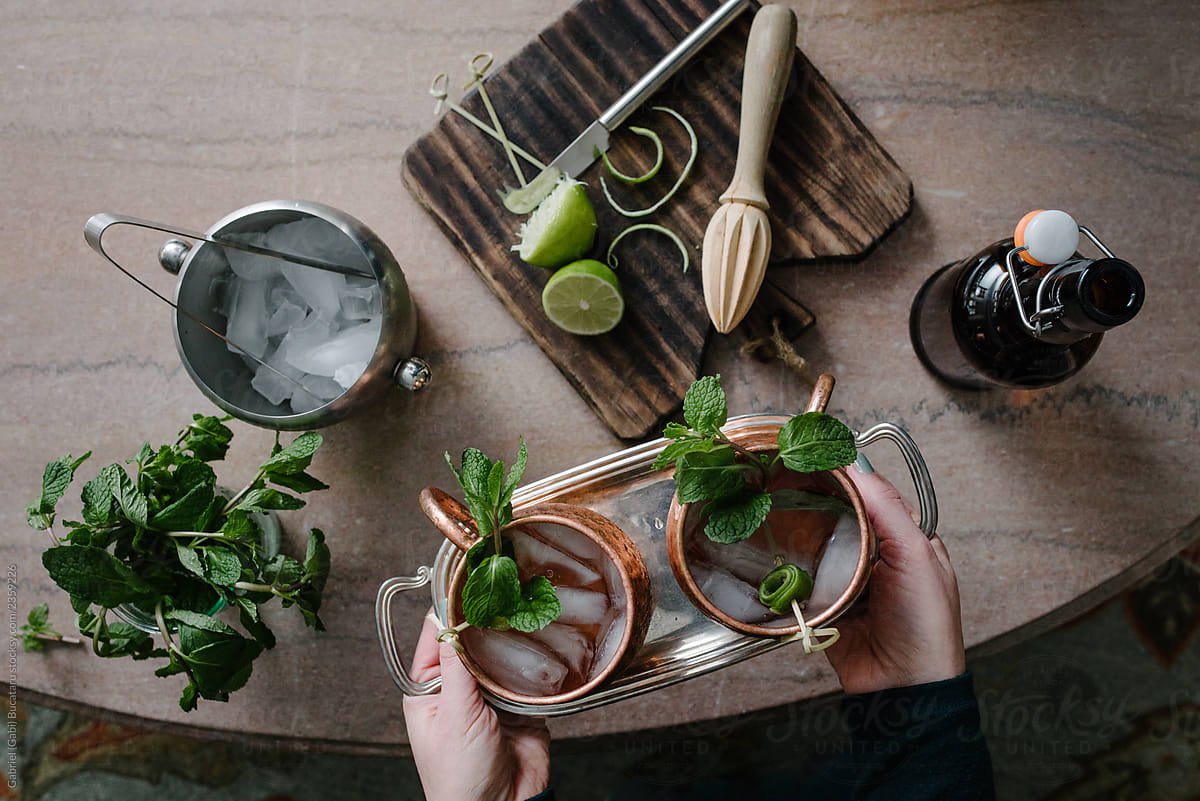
[
  {"x1": 542, "y1": 259, "x2": 624, "y2": 335},
  {"x1": 514, "y1": 178, "x2": 597, "y2": 268}
]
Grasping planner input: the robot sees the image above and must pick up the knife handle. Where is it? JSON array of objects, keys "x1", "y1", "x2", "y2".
[
  {"x1": 598, "y1": 0, "x2": 751, "y2": 130},
  {"x1": 720, "y1": 5, "x2": 797, "y2": 208}
]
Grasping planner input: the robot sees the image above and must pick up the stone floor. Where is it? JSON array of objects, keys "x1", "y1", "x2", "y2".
[{"x1": 7, "y1": 544, "x2": 1199, "y2": 801}]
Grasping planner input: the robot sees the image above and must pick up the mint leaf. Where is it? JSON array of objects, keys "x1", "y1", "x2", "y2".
[
  {"x1": 149, "y1": 484, "x2": 214, "y2": 531},
  {"x1": 95, "y1": 620, "x2": 159, "y2": 659},
  {"x1": 220, "y1": 510, "x2": 257, "y2": 541},
  {"x1": 19, "y1": 603, "x2": 62, "y2": 652},
  {"x1": 485, "y1": 460, "x2": 505, "y2": 512},
  {"x1": 302, "y1": 529, "x2": 330, "y2": 591},
  {"x1": 769, "y1": 489, "x2": 853, "y2": 516},
  {"x1": 234, "y1": 596, "x2": 276, "y2": 650},
  {"x1": 465, "y1": 536, "x2": 516, "y2": 574},
  {"x1": 177, "y1": 623, "x2": 262, "y2": 700},
  {"x1": 80, "y1": 476, "x2": 115, "y2": 527},
  {"x1": 202, "y1": 547, "x2": 243, "y2": 586},
  {"x1": 458, "y1": 448, "x2": 493, "y2": 498},
  {"x1": 41, "y1": 460, "x2": 74, "y2": 508},
  {"x1": 176, "y1": 543, "x2": 205, "y2": 579},
  {"x1": 675, "y1": 448, "x2": 744, "y2": 504},
  {"x1": 501, "y1": 438, "x2": 527, "y2": 503},
  {"x1": 652, "y1": 437, "x2": 716, "y2": 471},
  {"x1": 263, "y1": 555, "x2": 305, "y2": 588},
  {"x1": 29, "y1": 603, "x2": 49, "y2": 629},
  {"x1": 102, "y1": 465, "x2": 148, "y2": 527},
  {"x1": 461, "y1": 555, "x2": 520, "y2": 628},
  {"x1": 167, "y1": 609, "x2": 238, "y2": 635},
  {"x1": 179, "y1": 415, "x2": 234, "y2": 462},
  {"x1": 776, "y1": 412, "x2": 857, "y2": 473},
  {"x1": 662, "y1": 422, "x2": 690, "y2": 439},
  {"x1": 683, "y1": 375, "x2": 727, "y2": 435},
  {"x1": 235, "y1": 488, "x2": 305, "y2": 514},
  {"x1": 42, "y1": 546, "x2": 152, "y2": 608},
  {"x1": 179, "y1": 683, "x2": 199, "y2": 711},
  {"x1": 260, "y1": 432, "x2": 322, "y2": 475},
  {"x1": 267, "y1": 471, "x2": 329, "y2": 494},
  {"x1": 25, "y1": 453, "x2": 91, "y2": 530},
  {"x1": 293, "y1": 530, "x2": 330, "y2": 632},
  {"x1": 171, "y1": 459, "x2": 217, "y2": 492},
  {"x1": 704, "y1": 492, "x2": 772, "y2": 544},
  {"x1": 508, "y1": 576, "x2": 561, "y2": 633}
]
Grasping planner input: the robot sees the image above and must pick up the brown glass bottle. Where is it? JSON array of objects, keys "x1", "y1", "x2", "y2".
[{"x1": 909, "y1": 239, "x2": 1145, "y2": 390}]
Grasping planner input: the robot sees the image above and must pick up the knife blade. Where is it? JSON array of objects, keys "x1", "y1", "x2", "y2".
[{"x1": 549, "y1": 0, "x2": 751, "y2": 179}]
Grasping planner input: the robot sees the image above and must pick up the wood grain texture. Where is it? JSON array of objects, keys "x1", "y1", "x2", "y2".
[{"x1": 402, "y1": 0, "x2": 910, "y2": 440}]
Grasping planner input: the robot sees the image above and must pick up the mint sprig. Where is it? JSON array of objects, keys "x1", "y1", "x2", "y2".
[
  {"x1": 445, "y1": 441, "x2": 560, "y2": 634},
  {"x1": 661, "y1": 375, "x2": 859, "y2": 609},
  {"x1": 25, "y1": 415, "x2": 332, "y2": 711},
  {"x1": 18, "y1": 603, "x2": 79, "y2": 651}
]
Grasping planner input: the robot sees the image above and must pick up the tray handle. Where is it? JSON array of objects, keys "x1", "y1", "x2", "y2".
[
  {"x1": 854, "y1": 423, "x2": 939, "y2": 539},
  {"x1": 375, "y1": 568, "x2": 442, "y2": 697}
]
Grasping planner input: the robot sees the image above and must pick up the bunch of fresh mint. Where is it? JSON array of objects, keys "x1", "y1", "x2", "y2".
[
  {"x1": 444, "y1": 441, "x2": 561, "y2": 633},
  {"x1": 655, "y1": 376, "x2": 858, "y2": 612},
  {"x1": 25, "y1": 414, "x2": 332, "y2": 711}
]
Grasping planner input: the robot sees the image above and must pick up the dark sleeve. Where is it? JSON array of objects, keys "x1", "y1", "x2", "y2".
[
  {"x1": 524, "y1": 789, "x2": 555, "y2": 801},
  {"x1": 840, "y1": 672, "x2": 995, "y2": 801}
]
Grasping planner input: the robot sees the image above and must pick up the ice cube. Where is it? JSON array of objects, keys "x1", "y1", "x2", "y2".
[
  {"x1": 513, "y1": 526, "x2": 603, "y2": 588},
  {"x1": 462, "y1": 628, "x2": 569, "y2": 697},
  {"x1": 692, "y1": 562, "x2": 774, "y2": 624},
  {"x1": 265, "y1": 300, "x2": 307, "y2": 338},
  {"x1": 281, "y1": 317, "x2": 380, "y2": 378},
  {"x1": 553, "y1": 587, "x2": 610, "y2": 626},
  {"x1": 281, "y1": 262, "x2": 346, "y2": 321},
  {"x1": 288, "y1": 375, "x2": 344, "y2": 414},
  {"x1": 217, "y1": 231, "x2": 276, "y2": 282},
  {"x1": 266, "y1": 218, "x2": 366, "y2": 267},
  {"x1": 524, "y1": 623, "x2": 594, "y2": 677},
  {"x1": 807, "y1": 515, "x2": 862, "y2": 616},
  {"x1": 338, "y1": 280, "x2": 382, "y2": 322},
  {"x1": 251, "y1": 363, "x2": 295, "y2": 406},
  {"x1": 269, "y1": 278, "x2": 305, "y2": 310},
  {"x1": 278, "y1": 312, "x2": 333, "y2": 358},
  {"x1": 333, "y1": 361, "x2": 367, "y2": 390},
  {"x1": 224, "y1": 278, "x2": 270, "y2": 359},
  {"x1": 692, "y1": 535, "x2": 777, "y2": 586}
]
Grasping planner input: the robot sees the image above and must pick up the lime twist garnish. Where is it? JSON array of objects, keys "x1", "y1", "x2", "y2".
[
  {"x1": 541, "y1": 259, "x2": 625, "y2": 336},
  {"x1": 758, "y1": 564, "x2": 813, "y2": 614}
]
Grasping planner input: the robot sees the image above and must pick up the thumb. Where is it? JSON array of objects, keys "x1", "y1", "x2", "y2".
[{"x1": 437, "y1": 639, "x2": 488, "y2": 720}]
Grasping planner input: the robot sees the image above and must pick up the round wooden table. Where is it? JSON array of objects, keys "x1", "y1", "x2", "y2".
[{"x1": 2, "y1": 0, "x2": 1196, "y2": 753}]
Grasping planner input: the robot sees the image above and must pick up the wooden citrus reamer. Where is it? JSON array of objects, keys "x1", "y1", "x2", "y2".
[{"x1": 701, "y1": 4, "x2": 797, "y2": 333}]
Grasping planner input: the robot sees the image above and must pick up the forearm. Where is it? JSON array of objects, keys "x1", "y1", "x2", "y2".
[{"x1": 838, "y1": 673, "x2": 995, "y2": 801}]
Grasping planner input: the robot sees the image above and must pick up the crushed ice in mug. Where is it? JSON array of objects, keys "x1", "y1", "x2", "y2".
[{"x1": 217, "y1": 217, "x2": 380, "y2": 410}]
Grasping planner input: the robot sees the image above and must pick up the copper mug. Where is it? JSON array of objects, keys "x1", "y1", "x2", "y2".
[
  {"x1": 418, "y1": 488, "x2": 653, "y2": 705},
  {"x1": 666, "y1": 375, "x2": 887, "y2": 637}
]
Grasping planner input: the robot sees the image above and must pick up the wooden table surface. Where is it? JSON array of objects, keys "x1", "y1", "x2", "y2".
[{"x1": 2, "y1": 0, "x2": 1197, "y2": 754}]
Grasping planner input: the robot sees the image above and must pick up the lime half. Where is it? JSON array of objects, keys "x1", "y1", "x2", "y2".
[
  {"x1": 542, "y1": 260, "x2": 624, "y2": 335},
  {"x1": 514, "y1": 178, "x2": 597, "y2": 268}
]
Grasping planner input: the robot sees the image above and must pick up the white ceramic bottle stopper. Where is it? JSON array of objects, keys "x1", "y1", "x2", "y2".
[{"x1": 1014, "y1": 209, "x2": 1080, "y2": 266}]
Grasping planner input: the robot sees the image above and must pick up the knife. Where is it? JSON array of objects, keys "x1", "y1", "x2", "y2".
[{"x1": 549, "y1": 0, "x2": 752, "y2": 179}]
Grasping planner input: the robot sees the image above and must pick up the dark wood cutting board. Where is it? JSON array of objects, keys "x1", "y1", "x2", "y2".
[{"x1": 402, "y1": 0, "x2": 911, "y2": 440}]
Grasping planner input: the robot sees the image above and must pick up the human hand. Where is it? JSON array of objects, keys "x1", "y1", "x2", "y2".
[
  {"x1": 402, "y1": 611, "x2": 551, "y2": 801},
  {"x1": 823, "y1": 467, "x2": 966, "y2": 695}
]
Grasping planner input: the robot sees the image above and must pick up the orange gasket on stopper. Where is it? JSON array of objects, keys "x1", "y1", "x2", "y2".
[{"x1": 1014, "y1": 210, "x2": 1047, "y2": 265}]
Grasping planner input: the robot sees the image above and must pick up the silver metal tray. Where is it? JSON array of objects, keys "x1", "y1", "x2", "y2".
[{"x1": 376, "y1": 414, "x2": 937, "y2": 716}]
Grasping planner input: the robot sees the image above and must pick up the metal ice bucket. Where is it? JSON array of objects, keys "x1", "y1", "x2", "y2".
[{"x1": 86, "y1": 200, "x2": 430, "y2": 430}]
